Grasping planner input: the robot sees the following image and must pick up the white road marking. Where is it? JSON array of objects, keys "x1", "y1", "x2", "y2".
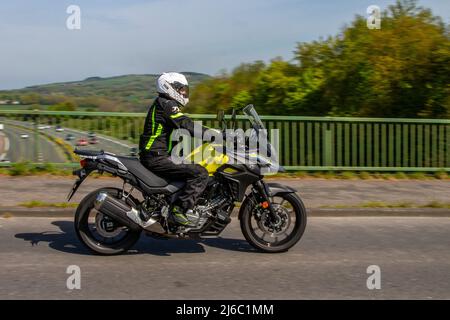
[
  {"x1": 4, "y1": 134, "x2": 9, "y2": 153},
  {"x1": 65, "y1": 128, "x2": 133, "y2": 148},
  {"x1": 0, "y1": 131, "x2": 9, "y2": 161}
]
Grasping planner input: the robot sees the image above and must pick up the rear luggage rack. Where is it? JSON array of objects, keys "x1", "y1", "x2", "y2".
[{"x1": 74, "y1": 149, "x2": 116, "y2": 157}]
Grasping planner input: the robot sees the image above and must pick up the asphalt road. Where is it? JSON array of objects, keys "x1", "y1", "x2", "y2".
[
  {"x1": 2, "y1": 124, "x2": 66, "y2": 163},
  {"x1": 52, "y1": 127, "x2": 133, "y2": 157},
  {"x1": 1, "y1": 216, "x2": 450, "y2": 299},
  {"x1": 6, "y1": 120, "x2": 134, "y2": 158}
]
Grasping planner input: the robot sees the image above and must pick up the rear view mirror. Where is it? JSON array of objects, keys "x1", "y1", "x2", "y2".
[
  {"x1": 231, "y1": 108, "x2": 236, "y2": 130},
  {"x1": 217, "y1": 110, "x2": 226, "y2": 130},
  {"x1": 217, "y1": 110, "x2": 224, "y2": 122}
]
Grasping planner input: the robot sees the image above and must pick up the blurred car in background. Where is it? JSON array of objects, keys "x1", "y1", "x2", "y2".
[
  {"x1": 89, "y1": 137, "x2": 98, "y2": 144},
  {"x1": 129, "y1": 147, "x2": 138, "y2": 157},
  {"x1": 88, "y1": 131, "x2": 96, "y2": 138},
  {"x1": 76, "y1": 138, "x2": 88, "y2": 146},
  {"x1": 55, "y1": 125, "x2": 64, "y2": 132},
  {"x1": 20, "y1": 134, "x2": 29, "y2": 139},
  {"x1": 65, "y1": 133, "x2": 75, "y2": 141}
]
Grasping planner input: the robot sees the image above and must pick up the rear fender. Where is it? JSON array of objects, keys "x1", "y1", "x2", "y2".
[
  {"x1": 67, "y1": 159, "x2": 99, "y2": 201},
  {"x1": 67, "y1": 168, "x2": 92, "y2": 201}
]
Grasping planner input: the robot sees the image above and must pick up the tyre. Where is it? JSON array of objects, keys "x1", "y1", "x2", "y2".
[
  {"x1": 240, "y1": 192, "x2": 307, "y2": 253},
  {"x1": 74, "y1": 187, "x2": 142, "y2": 255}
]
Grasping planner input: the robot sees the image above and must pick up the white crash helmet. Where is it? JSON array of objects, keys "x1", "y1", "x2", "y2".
[{"x1": 156, "y1": 72, "x2": 189, "y2": 106}]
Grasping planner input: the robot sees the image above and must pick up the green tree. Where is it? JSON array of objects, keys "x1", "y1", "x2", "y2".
[
  {"x1": 293, "y1": 0, "x2": 450, "y2": 118},
  {"x1": 48, "y1": 101, "x2": 77, "y2": 111},
  {"x1": 190, "y1": 0, "x2": 450, "y2": 118},
  {"x1": 20, "y1": 93, "x2": 41, "y2": 105},
  {"x1": 188, "y1": 61, "x2": 266, "y2": 114}
]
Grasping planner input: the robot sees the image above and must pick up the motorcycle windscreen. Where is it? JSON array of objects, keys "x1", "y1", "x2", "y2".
[{"x1": 243, "y1": 104, "x2": 265, "y2": 130}]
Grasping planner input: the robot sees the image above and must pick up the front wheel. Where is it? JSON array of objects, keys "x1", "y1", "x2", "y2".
[{"x1": 240, "y1": 192, "x2": 307, "y2": 253}]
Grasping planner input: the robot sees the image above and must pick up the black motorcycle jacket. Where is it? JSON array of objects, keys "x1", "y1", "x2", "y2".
[{"x1": 139, "y1": 95, "x2": 209, "y2": 158}]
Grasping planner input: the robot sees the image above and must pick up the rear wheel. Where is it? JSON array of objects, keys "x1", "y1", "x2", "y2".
[
  {"x1": 74, "y1": 187, "x2": 141, "y2": 255},
  {"x1": 240, "y1": 192, "x2": 307, "y2": 253}
]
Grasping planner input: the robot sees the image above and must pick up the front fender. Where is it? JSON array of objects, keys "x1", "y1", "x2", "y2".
[
  {"x1": 238, "y1": 182, "x2": 297, "y2": 220},
  {"x1": 266, "y1": 182, "x2": 296, "y2": 197}
]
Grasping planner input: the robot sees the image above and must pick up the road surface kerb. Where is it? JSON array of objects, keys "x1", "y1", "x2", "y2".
[{"x1": 1, "y1": 207, "x2": 450, "y2": 218}]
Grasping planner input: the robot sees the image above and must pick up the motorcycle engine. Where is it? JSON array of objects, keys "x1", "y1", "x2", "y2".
[
  {"x1": 188, "y1": 195, "x2": 230, "y2": 229},
  {"x1": 185, "y1": 209, "x2": 209, "y2": 229},
  {"x1": 140, "y1": 195, "x2": 166, "y2": 221}
]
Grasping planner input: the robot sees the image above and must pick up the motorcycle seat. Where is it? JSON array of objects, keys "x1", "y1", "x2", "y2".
[{"x1": 117, "y1": 156, "x2": 184, "y2": 189}]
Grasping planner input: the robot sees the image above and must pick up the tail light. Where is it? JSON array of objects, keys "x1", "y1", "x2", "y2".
[{"x1": 80, "y1": 159, "x2": 87, "y2": 167}]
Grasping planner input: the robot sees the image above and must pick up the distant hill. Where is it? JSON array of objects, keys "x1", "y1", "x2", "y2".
[{"x1": 0, "y1": 72, "x2": 210, "y2": 112}]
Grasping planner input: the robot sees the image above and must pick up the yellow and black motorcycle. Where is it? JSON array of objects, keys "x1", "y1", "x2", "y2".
[{"x1": 68, "y1": 105, "x2": 307, "y2": 254}]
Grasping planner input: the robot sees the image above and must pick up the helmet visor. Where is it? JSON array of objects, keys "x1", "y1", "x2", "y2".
[
  {"x1": 172, "y1": 81, "x2": 189, "y2": 99},
  {"x1": 178, "y1": 85, "x2": 189, "y2": 99}
]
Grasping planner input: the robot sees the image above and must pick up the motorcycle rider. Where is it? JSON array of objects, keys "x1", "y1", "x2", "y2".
[{"x1": 139, "y1": 72, "x2": 210, "y2": 228}]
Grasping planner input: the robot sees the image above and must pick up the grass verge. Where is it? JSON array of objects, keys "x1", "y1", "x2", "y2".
[
  {"x1": 267, "y1": 171, "x2": 448, "y2": 180},
  {"x1": 18, "y1": 200, "x2": 78, "y2": 208},
  {"x1": 321, "y1": 201, "x2": 450, "y2": 209},
  {"x1": 1, "y1": 162, "x2": 73, "y2": 176},
  {"x1": 0, "y1": 163, "x2": 449, "y2": 179}
]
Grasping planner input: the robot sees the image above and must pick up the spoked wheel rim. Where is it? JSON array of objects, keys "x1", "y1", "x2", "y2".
[
  {"x1": 75, "y1": 187, "x2": 142, "y2": 255},
  {"x1": 248, "y1": 195, "x2": 301, "y2": 248},
  {"x1": 78, "y1": 190, "x2": 136, "y2": 248},
  {"x1": 84, "y1": 206, "x2": 130, "y2": 246}
]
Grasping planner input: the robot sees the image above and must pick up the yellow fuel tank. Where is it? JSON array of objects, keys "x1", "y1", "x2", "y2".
[{"x1": 185, "y1": 143, "x2": 229, "y2": 175}]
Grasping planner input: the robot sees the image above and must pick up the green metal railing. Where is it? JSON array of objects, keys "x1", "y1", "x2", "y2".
[{"x1": 0, "y1": 110, "x2": 449, "y2": 172}]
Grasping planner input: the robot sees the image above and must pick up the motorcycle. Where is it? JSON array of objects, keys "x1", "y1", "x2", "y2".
[{"x1": 67, "y1": 105, "x2": 307, "y2": 255}]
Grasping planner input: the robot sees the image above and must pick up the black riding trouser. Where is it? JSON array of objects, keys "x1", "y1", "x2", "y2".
[{"x1": 141, "y1": 155, "x2": 209, "y2": 210}]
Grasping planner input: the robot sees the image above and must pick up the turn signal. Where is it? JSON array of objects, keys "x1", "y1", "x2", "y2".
[
  {"x1": 261, "y1": 201, "x2": 269, "y2": 209},
  {"x1": 80, "y1": 159, "x2": 87, "y2": 167}
]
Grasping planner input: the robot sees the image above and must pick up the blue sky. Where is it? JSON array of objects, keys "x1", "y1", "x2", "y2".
[{"x1": 0, "y1": 0, "x2": 449, "y2": 89}]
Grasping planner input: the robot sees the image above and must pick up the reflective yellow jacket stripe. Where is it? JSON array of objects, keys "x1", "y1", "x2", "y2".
[
  {"x1": 145, "y1": 123, "x2": 163, "y2": 150},
  {"x1": 151, "y1": 105, "x2": 156, "y2": 134},
  {"x1": 170, "y1": 112, "x2": 184, "y2": 119},
  {"x1": 168, "y1": 132, "x2": 173, "y2": 152}
]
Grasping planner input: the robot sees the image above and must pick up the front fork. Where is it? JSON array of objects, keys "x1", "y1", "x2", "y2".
[{"x1": 251, "y1": 180, "x2": 278, "y2": 223}]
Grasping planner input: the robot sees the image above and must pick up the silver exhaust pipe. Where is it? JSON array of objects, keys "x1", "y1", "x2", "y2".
[
  {"x1": 142, "y1": 217, "x2": 166, "y2": 234},
  {"x1": 94, "y1": 192, "x2": 141, "y2": 231},
  {"x1": 125, "y1": 207, "x2": 165, "y2": 234},
  {"x1": 95, "y1": 192, "x2": 166, "y2": 234}
]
